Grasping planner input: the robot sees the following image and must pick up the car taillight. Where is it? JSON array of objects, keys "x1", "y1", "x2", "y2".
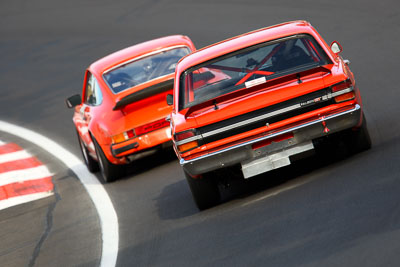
[
  {"x1": 175, "y1": 130, "x2": 195, "y2": 141},
  {"x1": 111, "y1": 129, "x2": 135, "y2": 144},
  {"x1": 178, "y1": 141, "x2": 199, "y2": 153},
  {"x1": 331, "y1": 79, "x2": 355, "y2": 103},
  {"x1": 174, "y1": 129, "x2": 199, "y2": 153},
  {"x1": 135, "y1": 118, "x2": 170, "y2": 136},
  {"x1": 126, "y1": 129, "x2": 135, "y2": 138},
  {"x1": 111, "y1": 118, "x2": 170, "y2": 144}
]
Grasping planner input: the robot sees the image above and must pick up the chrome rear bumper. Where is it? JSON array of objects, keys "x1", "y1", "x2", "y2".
[{"x1": 181, "y1": 104, "x2": 361, "y2": 176}]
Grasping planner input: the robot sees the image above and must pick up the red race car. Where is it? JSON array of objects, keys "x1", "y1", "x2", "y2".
[
  {"x1": 169, "y1": 21, "x2": 371, "y2": 209},
  {"x1": 66, "y1": 35, "x2": 196, "y2": 182}
]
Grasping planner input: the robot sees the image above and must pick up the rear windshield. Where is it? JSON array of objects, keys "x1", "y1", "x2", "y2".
[
  {"x1": 179, "y1": 35, "x2": 330, "y2": 110},
  {"x1": 104, "y1": 46, "x2": 190, "y2": 94}
]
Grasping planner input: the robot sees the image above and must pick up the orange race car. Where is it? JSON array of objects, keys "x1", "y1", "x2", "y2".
[
  {"x1": 169, "y1": 21, "x2": 371, "y2": 209},
  {"x1": 66, "y1": 35, "x2": 196, "y2": 182}
]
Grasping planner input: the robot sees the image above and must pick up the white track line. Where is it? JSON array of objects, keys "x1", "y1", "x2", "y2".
[
  {"x1": 0, "y1": 191, "x2": 54, "y2": 211},
  {"x1": 0, "y1": 150, "x2": 32, "y2": 164},
  {"x1": 0, "y1": 165, "x2": 52, "y2": 187},
  {"x1": 0, "y1": 121, "x2": 118, "y2": 267},
  {"x1": 0, "y1": 140, "x2": 5, "y2": 145}
]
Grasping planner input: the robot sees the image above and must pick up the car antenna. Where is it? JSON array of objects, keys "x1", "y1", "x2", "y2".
[
  {"x1": 213, "y1": 99, "x2": 219, "y2": 110},
  {"x1": 297, "y1": 73, "x2": 302, "y2": 84}
]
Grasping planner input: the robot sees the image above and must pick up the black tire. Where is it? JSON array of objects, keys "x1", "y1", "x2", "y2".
[
  {"x1": 344, "y1": 114, "x2": 372, "y2": 154},
  {"x1": 77, "y1": 131, "x2": 99, "y2": 173},
  {"x1": 93, "y1": 137, "x2": 122, "y2": 183},
  {"x1": 184, "y1": 171, "x2": 220, "y2": 210}
]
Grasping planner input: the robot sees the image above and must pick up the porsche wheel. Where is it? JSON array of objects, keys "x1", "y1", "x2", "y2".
[
  {"x1": 184, "y1": 171, "x2": 220, "y2": 210},
  {"x1": 77, "y1": 131, "x2": 99, "y2": 173},
  {"x1": 93, "y1": 138, "x2": 122, "y2": 183}
]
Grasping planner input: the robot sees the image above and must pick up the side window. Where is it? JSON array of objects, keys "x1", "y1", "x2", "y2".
[{"x1": 84, "y1": 72, "x2": 103, "y2": 106}]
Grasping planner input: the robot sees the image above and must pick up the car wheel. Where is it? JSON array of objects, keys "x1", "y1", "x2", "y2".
[
  {"x1": 184, "y1": 170, "x2": 220, "y2": 210},
  {"x1": 345, "y1": 114, "x2": 372, "y2": 154},
  {"x1": 77, "y1": 131, "x2": 99, "y2": 173},
  {"x1": 93, "y1": 137, "x2": 122, "y2": 183}
]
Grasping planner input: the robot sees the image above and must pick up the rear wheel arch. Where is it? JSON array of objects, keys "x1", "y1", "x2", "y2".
[
  {"x1": 76, "y1": 129, "x2": 99, "y2": 172},
  {"x1": 91, "y1": 134, "x2": 123, "y2": 183}
]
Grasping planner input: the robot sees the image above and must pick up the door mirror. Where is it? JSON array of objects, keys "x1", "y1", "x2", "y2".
[
  {"x1": 330, "y1": 41, "x2": 343, "y2": 54},
  {"x1": 66, "y1": 94, "x2": 82, "y2": 108},
  {"x1": 166, "y1": 94, "x2": 173, "y2": 106}
]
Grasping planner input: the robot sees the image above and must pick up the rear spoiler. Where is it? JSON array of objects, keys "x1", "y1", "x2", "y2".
[{"x1": 113, "y1": 79, "x2": 174, "y2": 111}]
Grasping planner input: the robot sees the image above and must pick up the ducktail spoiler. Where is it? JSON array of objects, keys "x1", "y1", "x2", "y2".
[{"x1": 113, "y1": 79, "x2": 174, "y2": 111}]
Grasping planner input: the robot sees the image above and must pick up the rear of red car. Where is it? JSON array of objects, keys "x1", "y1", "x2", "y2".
[
  {"x1": 68, "y1": 35, "x2": 196, "y2": 182},
  {"x1": 170, "y1": 21, "x2": 371, "y2": 209}
]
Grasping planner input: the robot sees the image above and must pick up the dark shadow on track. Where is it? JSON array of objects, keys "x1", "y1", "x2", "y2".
[
  {"x1": 155, "y1": 133, "x2": 372, "y2": 219},
  {"x1": 115, "y1": 148, "x2": 178, "y2": 182},
  {"x1": 223, "y1": 132, "x2": 371, "y2": 202},
  {"x1": 154, "y1": 178, "x2": 199, "y2": 220}
]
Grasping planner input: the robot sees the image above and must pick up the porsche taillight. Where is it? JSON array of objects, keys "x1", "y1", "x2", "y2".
[
  {"x1": 111, "y1": 129, "x2": 135, "y2": 144},
  {"x1": 331, "y1": 79, "x2": 355, "y2": 103},
  {"x1": 174, "y1": 129, "x2": 199, "y2": 153},
  {"x1": 111, "y1": 118, "x2": 170, "y2": 144}
]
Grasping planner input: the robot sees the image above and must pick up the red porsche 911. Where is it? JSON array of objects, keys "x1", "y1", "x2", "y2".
[{"x1": 66, "y1": 35, "x2": 196, "y2": 182}]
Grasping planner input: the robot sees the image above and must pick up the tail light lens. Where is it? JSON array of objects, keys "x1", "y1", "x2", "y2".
[
  {"x1": 111, "y1": 129, "x2": 135, "y2": 144},
  {"x1": 111, "y1": 118, "x2": 169, "y2": 144},
  {"x1": 111, "y1": 133, "x2": 125, "y2": 144},
  {"x1": 174, "y1": 129, "x2": 199, "y2": 153},
  {"x1": 175, "y1": 129, "x2": 195, "y2": 141},
  {"x1": 331, "y1": 79, "x2": 355, "y2": 103},
  {"x1": 178, "y1": 141, "x2": 199, "y2": 153}
]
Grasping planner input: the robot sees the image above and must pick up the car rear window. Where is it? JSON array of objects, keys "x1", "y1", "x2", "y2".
[
  {"x1": 179, "y1": 35, "x2": 330, "y2": 110},
  {"x1": 103, "y1": 46, "x2": 190, "y2": 94}
]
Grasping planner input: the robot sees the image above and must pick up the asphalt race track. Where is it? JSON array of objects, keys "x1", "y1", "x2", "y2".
[{"x1": 1, "y1": 0, "x2": 400, "y2": 266}]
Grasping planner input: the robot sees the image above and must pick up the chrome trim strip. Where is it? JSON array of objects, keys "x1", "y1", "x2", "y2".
[
  {"x1": 175, "y1": 135, "x2": 202, "y2": 146},
  {"x1": 180, "y1": 104, "x2": 360, "y2": 166},
  {"x1": 331, "y1": 87, "x2": 352, "y2": 97},
  {"x1": 177, "y1": 87, "x2": 353, "y2": 145},
  {"x1": 202, "y1": 103, "x2": 301, "y2": 138}
]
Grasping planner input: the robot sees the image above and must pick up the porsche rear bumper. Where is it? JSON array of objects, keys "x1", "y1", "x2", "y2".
[{"x1": 110, "y1": 127, "x2": 172, "y2": 159}]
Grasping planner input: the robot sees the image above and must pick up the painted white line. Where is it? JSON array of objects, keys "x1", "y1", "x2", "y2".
[
  {"x1": 0, "y1": 140, "x2": 5, "y2": 145},
  {"x1": 0, "y1": 165, "x2": 52, "y2": 187},
  {"x1": 0, "y1": 191, "x2": 53, "y2": 211},
  {"x1": 0, "y1": 121, "x2": 119, "y2": 267},
  {"x1": 0, "y1": 150, "x2": 32, "y2": 164}
]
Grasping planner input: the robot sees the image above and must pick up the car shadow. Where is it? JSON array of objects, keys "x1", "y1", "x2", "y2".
[
  {"x1": 221, "y1": 137, "x2": 360, "y2": 203},
  {"x1": 154, "y1": 178, "x2": 200, "y2": 220},
  {"x1": 120, "y1": 147, "x2": 178, "y2": 180},
  {"x1": 154, "y1": 135, "x2": 371, "y2": 219}
]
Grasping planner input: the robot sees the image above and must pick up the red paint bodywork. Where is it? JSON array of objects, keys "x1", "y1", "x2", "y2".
[
  {"x1": 73, "y1": 35, "x2": 196, "y2": 165},
  {"x1": 171, "y1": 21, "x2": 363, "y2": 162}
]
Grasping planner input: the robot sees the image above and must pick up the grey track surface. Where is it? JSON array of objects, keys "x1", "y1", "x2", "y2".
[
  {"x1": 1, "y1": 0, "x2": 400, "y2": 266},
  {"x1": 0, "y1": 132, "x2": 101, "y2": 266}
]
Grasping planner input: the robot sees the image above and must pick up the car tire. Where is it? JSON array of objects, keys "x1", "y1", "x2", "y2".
[
  {"x1": 93, "y1": 137, "x2": 122, "y2": 183},
  {"x1": 77, "y1": 131, "x2": 99, "y2": 173},
  {"x1": 184, "y1": 171, "x2": 220, "y2": 210},
  {"x1": 345, "y1": 114, "x2": 372, "y2": 154}
]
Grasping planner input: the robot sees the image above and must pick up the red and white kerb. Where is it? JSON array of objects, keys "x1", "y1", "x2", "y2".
[{"x1": 0, "y1": 140, "x2": 54, "y2": 210}]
